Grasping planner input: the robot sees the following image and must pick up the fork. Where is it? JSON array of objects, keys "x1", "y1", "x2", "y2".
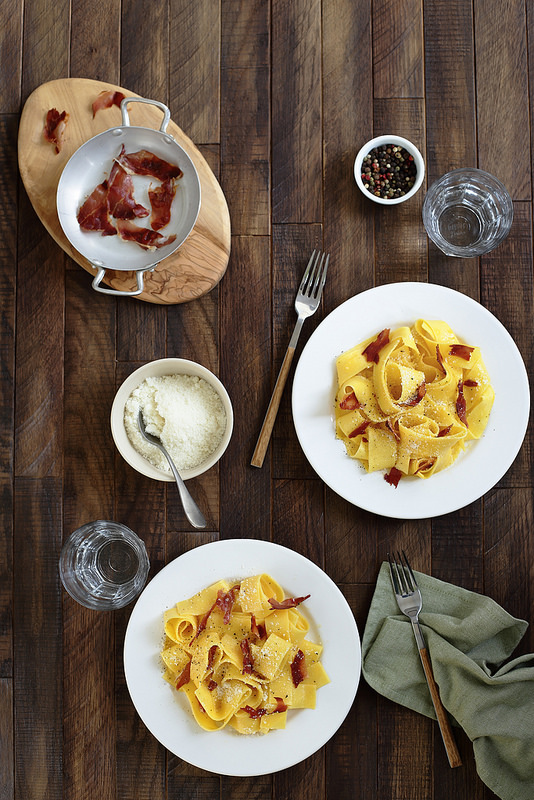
[
  {"x1": 388, "y1": 551, "x2": 462, "y2": 768},
  {"x1": 251, "y1": 250, "x2": 329, "y2": 468}
]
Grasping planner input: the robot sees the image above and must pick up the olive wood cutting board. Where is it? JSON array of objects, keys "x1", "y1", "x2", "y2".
[{"x1": 18, "y1": 78, "x2": 231, "y2": 304}]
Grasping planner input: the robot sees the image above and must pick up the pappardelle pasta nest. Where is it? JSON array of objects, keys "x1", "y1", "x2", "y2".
[
  {"x1": 161, "y1": 574, "x2": 329, "y2": 734},
  {"x1": 335, "y1": 319, "x2": 494, "y2": 484}
]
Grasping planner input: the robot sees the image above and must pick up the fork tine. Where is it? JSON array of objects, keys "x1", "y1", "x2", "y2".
[
  {"x1": 394, "y1": 551, "x2": 410, "y2": 595},
  {"x1": 299, "y1": 250, "x2": 320, "y2": 292},
  {"x1": 387, "y1": 552, "x2": 401, "y2": 594},
  {"x1": 401, "y1": 550, "x2": 418, "y2": 590},
  {"x1": 312, "y1": 253, "x2": 329, "y2": 297},
  {"x1": 306, "y1": 252, "x2": 323, "y2": 295}
]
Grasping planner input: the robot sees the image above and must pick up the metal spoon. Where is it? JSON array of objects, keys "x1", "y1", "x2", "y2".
[{"x1": 137, "y1": 410, "x2": 207, "y2": 529}]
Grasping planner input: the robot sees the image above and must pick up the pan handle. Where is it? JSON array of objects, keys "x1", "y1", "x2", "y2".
[
  {"x1": 120, "y1": 97, "x2": 172, "y2": 134},
  {"x1": 91, "y1": 266, "x2": 150, "y2": 297}
]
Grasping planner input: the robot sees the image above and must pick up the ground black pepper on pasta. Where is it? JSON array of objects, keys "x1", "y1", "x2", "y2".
[{"x1": 361, "y1": 144, "x2": 417, "y2": 199}]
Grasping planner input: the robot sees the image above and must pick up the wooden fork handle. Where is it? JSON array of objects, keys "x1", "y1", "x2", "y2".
[
  {"x1": 251, "y1": 345, "x2": 296, "y2": 467},
  {"x1": 418, "y1": 646, "x2": 462, "y2": 768}
]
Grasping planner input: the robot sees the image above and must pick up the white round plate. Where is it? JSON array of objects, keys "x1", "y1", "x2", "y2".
[
  {"x1": 123, "y1": 539, "x2": 361, "y2": 776},
  {"x1": 292, "y1": 282, "x2": 530, "y2": 519}
]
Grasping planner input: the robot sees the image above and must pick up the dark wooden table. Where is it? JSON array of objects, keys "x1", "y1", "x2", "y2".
[{"x1": 2, "y1": 1, "x2": 532, "y2": 798}]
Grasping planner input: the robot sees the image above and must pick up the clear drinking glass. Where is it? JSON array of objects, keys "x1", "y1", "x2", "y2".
[
  {"x1": 422, "y1": 168, "x2": 513, "y2": 257},
  {"x1": 59, "y1": 521, "x2": 150, "y2": 610}
]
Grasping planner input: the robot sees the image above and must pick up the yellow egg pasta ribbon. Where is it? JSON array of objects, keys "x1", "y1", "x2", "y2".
[
  {"x1": 335, "y1": 319, "x2": 494, "y2": 482},
  {"x1": 161, "y1": 574, "x2": 329, "y2": 734}
]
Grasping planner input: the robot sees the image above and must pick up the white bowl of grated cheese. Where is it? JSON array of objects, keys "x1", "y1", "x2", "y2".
[{"x1": 111, "y1": 358, "x2": 233, "y2": 481}]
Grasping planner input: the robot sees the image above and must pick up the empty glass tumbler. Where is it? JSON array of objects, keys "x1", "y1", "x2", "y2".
[
  {"x1": 422, "y1": 168, "x2": 513, "y2": 257},
  {"x1": 59, "y1": 521, "x2": 150, "y2": 610}
]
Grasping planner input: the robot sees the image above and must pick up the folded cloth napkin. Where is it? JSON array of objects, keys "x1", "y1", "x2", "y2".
[{"x1": 362, "y1": 562, "x2": 534, "y2": 800}]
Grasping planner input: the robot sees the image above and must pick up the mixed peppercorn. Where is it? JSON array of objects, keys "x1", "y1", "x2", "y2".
[{"x1": 361, "y1": 144, "x2": 417, "y2": 199}]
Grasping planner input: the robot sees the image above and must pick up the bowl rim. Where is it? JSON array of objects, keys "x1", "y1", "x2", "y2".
[
  {"x1": 353, "y1": 134, "x2": 425, "y2": 205},
  {"x1": 110, "y1": 357, "x2": 234, "y2": 482}
]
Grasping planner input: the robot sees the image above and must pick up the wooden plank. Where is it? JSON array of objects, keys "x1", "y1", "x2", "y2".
[
  {"x1": 63, "y1": 599, "x2": 117, "y2": 800},
  {"x1": 0, "y1": 679, "x2": 14, "y2": 797},
  {"x1": 21, "y1": 0, "x2": 70, "y2": 100},
  {"x1": 14, "y1": 478, "x2": 63, "y2": 800},
  {"x1": 0, "y1": 114, "x2": 16, "y2": 676},
  {"x1": 61, "y1": 266, "x2": 117, "y2": 800},
  {"x1": 168, "y1": 771, "x2": 221, "y2": 798},
  {"x1": 423, "y1": 0, "x2": 476, "y2": 178},
  {"x1": 222, "y1": 776, "x2": 271, "y2": 800},
  {"x1": 115, "y1": 602, "x2": 166, "y2": 800},
  {"x1": 423, "y1": 0, "x2": 478, "y2": 295},
  {"x1": 14, "y1": 192, "x2": 64, "y2": 478},
  {"x1": 378, "y1": 699, "x2": 433, "y2": 799},
  {"x1": 0, "y1": 1, "x2": 22, "y2": 113},
  {"x1": 272, "y1": 0, "x2": 322, "y2": 223},
  {"x1": 121, "y1": 0, "x2": 169, "y2": 102},
  {"x1": 431, "y1": 503, "x2": 484, "y2": 592},
  {"x1": 221, "y1": 0, "x2": 269, "y2": 68},
  {"x1": 274, "y1": 751, "x2": 324, "y2": 800},
  {"x1": 322, "y1": 0, "x2": 374, "y2": 300},
  {"x1": 169, "y1": 0, "x2": 220, "y2": 144},
  {"x1": 220, "y1": 236, "x2": 271, "y2": 540},
  {"x1": 327, "y1": 584, "x2": 376, "y2": 800},
  {"x1": 221, "y1": 0, "x2": 269, "y2": 237},
  {"x1": 481, "y1": 202, "x2": 532, "y2": 487},
  {"x1": 325, "y1": 497, "x2": 379, "y2": 584},
  {"x1": 221, "y1": 67, "x2": 270, "y2": 236},
  {"x1": 63, "y1": 271, "x2": 116, "y2": 526},
  {"x1": 484, "y1": 488, "x2": 534, "y2": 651},
  {"x1": 272, "y1": 478, "x2": 325, "y2": 565},
  {"x1": 475, "y1": 0, "x2": 530, "y2": 199},
  {"x1": 116, "y1": 301, "x2": 167, "y2": 365},
  {"x1": 71, "y1": 0, "x2": 121, "y2": 83},
  {"x1": 0, "y1": 478, "x2": 12, "y2": 676},
  {"x1": 373, "y1": 0, "x2": 424, "y2": 98}
]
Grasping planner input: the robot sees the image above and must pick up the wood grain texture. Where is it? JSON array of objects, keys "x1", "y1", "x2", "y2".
[
  {"x1": 475, "y1": 0, "x2": 530, "y2": 199},
  {"x1": 15, "y1": 192, "x2": 64, "y2": 477},
  {"x1": 272, "y1": 0, "x2": 322, "y2": 223},
  {"x1": 322, "y1": 0, "x2": 374, "y2": 303},
  {"x1": 0, "y1": 1, "x2": 23, "y2": 113},
  {"x1": 373, "y1": 0, "x2": 424, "y2": 98},
  {"x1": 220, "y1": 235, "x2": 271, "y2": 540},
  {"x1": 0, "y1": 114, "x2": 16, "y2": 678},
  {"x1": 14, "y1": 478, "x2": 63, "y2": 800},
  {"x1": 5, "y1": 1, "x2": 534, "y2": 799},
  {"x1": 71, "y1": 0, "x2": 121, "y2": 82},
  {"x1": 423, "y1": 0, "x2": 477, "y2": 178},
  {"x1": 169, "y1": 0, "x2": 220, "y2": 145}
]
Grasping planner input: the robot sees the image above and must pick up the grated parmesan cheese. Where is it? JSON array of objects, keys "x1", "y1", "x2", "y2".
[{"x1": 124, "y1": 373, "x2": 227, "y2": 472}]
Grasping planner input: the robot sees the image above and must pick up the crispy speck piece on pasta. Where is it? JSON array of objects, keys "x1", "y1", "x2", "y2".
[
  {"x1": 334, "y1": 319, "x2": 494, "y2": 484},
  {"x1": 161, "y1": 574, "x2": 329, "y2": 734}
]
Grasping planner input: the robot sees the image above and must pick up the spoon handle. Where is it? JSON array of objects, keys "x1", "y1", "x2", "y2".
[{"x1": 165, "y1": 456, "x2": 207, "y2": 529}]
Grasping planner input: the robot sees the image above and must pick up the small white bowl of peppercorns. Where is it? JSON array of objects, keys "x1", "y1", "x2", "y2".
[{"x1": 354, "y1": 134, "x2": 425, "y2": 205}]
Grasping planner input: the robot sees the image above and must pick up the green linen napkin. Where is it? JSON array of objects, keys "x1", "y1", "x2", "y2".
[{"x1": 362, "y1": 562, "x2": 534, "y2": 800}]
